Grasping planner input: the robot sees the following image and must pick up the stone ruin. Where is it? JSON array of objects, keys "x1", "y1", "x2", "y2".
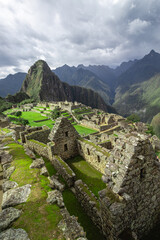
[{"x1": 18, "y1": 115, "x2": 160, "y2": 240}]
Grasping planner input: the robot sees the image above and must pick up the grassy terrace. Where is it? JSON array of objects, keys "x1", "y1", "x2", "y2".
[
  {"x1": 5, "y1": 141, "x2": 64, "y2": 240},
  {"x1": 67, "y1": 155, "x2": 106, "y2": 198},
  {"x1": 42, "y1": 156, "x2": 105, "y2": 240},
  {"x1": 5, "y1": 110, "x2": 98, "y2": 136}
]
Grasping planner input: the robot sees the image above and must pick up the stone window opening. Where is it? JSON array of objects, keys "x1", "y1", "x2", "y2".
[
  {"x1": 65, "y1": 131, "x2": 69, "y2": 137},
  {"x1": 140, "y1": 168, "x2": 145, "y2": 180},
  {"x1": 97, "y1": 155, "x2": 100, "y2": 162},
  {"x1": 87, "y1": 148, "x2": 90, "y2": 155},
  {"x1": 118, "y1": 228, "x2": 134, "y2": 240},
  {"x1": 64, "y1": 144, "x2": 68, "y2": 151}
]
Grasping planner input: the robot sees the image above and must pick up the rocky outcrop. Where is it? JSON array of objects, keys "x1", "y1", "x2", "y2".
[
  {"x1": 0, "y1": 207, "x2": 21, "y2": 231},
  {"x1": 2, "y1": 181, "x2": 18, "y2": 193},
  {"x1": 21, "y1": 60, "x2": 111, "y2": 112},
  {"x1": 0, "y1": 228, "x2": 30, "y2": 240},
  {"x1": 40, "y1": 166, "x2": 49, "y2": 176},
  {"x1": 46, "y1": 190, "x2": 64, "y2": 208},
  {"x1": 48, "y1": 176, "x2": 65, "y2": 191},
  {"x1": 58, "y1": 208, "x2": 87, "y2": 240},
  {"x1": 3, "y1": 166, "x2": 15, "y2": 180},
  {"x1": 2, "y1": 184, "x2": 31, "y2": 209},
  {"x1": 29, "y1": 158, "x2": 45, "y2": 169}
]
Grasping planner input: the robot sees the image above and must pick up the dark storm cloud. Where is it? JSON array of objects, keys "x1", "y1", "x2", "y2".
[{"x1": 0, "y1": 0, "x2": 160, "y2": 77}]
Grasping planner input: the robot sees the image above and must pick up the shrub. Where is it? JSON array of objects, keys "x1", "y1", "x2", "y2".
[{"x1": 127, "y1": 114, "x2": 140, "y2": 122}]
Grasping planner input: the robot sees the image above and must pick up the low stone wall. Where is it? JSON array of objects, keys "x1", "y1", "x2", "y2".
[
  {"x1": 26, "y1": 128, "x2": 51, "y2": 144},
  {"x1": 80, "y1": 120, "x2": 100, "y2": 131},
  {"x1": 77, "y1": 139, "x2": 109, "y2": 174},
  {"x1": 34, "y1": 118, "x2": 48, "y2": 123},
  {"x1": 20, "y1": 127, "x2": 42, "y2": 143},
  {"x1": 100, "y1": 122, "x2": 117, "y2": 132},
  {"x1": 51, "y1": 156, "x2": 76, "y2": 187},
  {"x1": 74, "y1": 180, "x2": 102, "y2": 231},
  {"x1": 26, "y1": 139, "x2": 49, "y2": 158}
]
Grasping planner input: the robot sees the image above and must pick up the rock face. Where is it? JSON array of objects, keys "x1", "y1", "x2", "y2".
[
  {"x1": 0, "y1": 228, "x2": 30, "y2": 240},
  {"x1": 2, "y1": 184, "x2": 31, "y2": 209},
  {"x1": 21, "y1": 60, "x2": 111, "y2": 112},
  {"x1": 2, "y1": 181, "x2": 18, "y2": 192},
  {"x1": 0, "y1": 207, "x2": 21, "y2": 231},
  {"x1": 46, "y1": 190, "x2": 64, "y2": 208},
  {"x1": 48, "y1": 176, "x2": 65, "y2": 191},
  {"x1": 29, "y1": 158, "x2": 45, "y2": 169},
  {"x1": 3, "y1": 166, "x2": 15, "y2": 180}
]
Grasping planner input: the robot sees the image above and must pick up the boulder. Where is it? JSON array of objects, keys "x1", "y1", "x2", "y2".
[
  {"x1": 46, "y1": 190, "x2": 64, "y2": 208},
  {"x1": 48, "y1": 176, "x2": 65, "y2": 191},
  {"x1": 30, "y1": 158, "x2": 45, "y2": 169},
  {"x1": 0, "y1": 228, "x2": 30, "y2": 240},
  {"x1": 40, "y1": 166, "x2": 49, "y2": 176},
  {"x1": 2, "y1": 184, "x2": 31, "y2": 209},
  {"x1": 0, "y1": 207, "x2": 22, "y2": 231},
  {"x1": 3, "y1": 166, "x2": 15, "y2": 180},
  {"x1": 1, "y1": 154, "x2": 13, "y2": 166},
  {"x1": 24, "y1": 147, "x2": 36, "y2": 159},
  {"x1": 2, "y1": 180, "x2": 18, "y2": 193}
]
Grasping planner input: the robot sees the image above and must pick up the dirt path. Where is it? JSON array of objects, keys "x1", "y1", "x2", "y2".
[{"x1": 0, "y1": 164, "x2": 3, "y2": 212}]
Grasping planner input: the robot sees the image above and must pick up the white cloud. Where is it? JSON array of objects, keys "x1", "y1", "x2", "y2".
[
  {"x1": 128, "y1": 18, "x2": 151, "y2": 35},
  {"x1": 0, "y1": 0, "x2": 160, "y2": 77}
]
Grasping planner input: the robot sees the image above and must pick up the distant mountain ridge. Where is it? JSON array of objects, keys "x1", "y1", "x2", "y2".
[
  {"x1": 21, "y1": 60, "x2": 115, "y2": 113},
  {"x1": 0, "y1": 72, "x2": 26, "y2": 97},
  {"x1": 1, "y1": 49, "x2": 160, "y2": 122}
]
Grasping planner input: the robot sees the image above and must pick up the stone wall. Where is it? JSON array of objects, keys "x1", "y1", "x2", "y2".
[
  {"x1": 26, "y1": 139, "x2": 49, "y2": 158},
  {"x1": 80, "y1": 119, "x2": 100, "y2": 131},
  {"x1": 77, "y1": 139, "x2": 109, "y2": 174},
  {"x1": 100, "y1": 132, "x2": 160, "y2": 239},
  {"x1": 74, "y1": 179, "x2": 102, "y2": 231},
  {"x1": 51, "y1": 156, "x2": 76, "y2": 187},
  {"x1": 26, "y1": 128, "x2": 51, "y2": 144},
  {"x1": 20, "y1": 126, "x2": 43, "y2": 143},
  {"x1": 100, "y1": 122, "x2": 117, "y2": 132}
]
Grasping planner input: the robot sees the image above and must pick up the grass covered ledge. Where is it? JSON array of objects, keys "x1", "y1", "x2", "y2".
[{"x1": 5, "y1": 142, "x2": 64, "y2": 240}]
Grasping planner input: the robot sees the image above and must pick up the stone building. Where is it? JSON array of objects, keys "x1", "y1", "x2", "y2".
[
  {"x1": 48, "y1": 117, "x2": 79, "y2": 160},
  {"x1": 100, "y1": 132, "x2": 160, "y2": 240},
  {"x1": 22, "y1": 116, "x2": 160, "y2": 240}
]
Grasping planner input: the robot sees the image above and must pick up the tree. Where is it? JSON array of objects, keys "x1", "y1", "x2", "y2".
[
  {"x1": 51, "y1": 108, "x2": 60, "y2": 119},
  {"x1": 15, "y1": 111, "x2": 22, "y2": 117},
  {"x1": 127, "y1": 114, "x2": 140, "y2": 123}
]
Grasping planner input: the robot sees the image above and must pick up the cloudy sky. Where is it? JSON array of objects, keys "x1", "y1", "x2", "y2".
[{"x1": 0, "y1": 0, "x2": 160, "y2": 78}]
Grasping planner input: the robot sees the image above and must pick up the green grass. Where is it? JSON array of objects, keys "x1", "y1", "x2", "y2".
[
  {"x1": 62, "y1": 189, "x2": 105, "y2": 240},
  {"x1": 5, "y1": 142, "x2": 64, "y2": 240},
  {"x1": 67, "y1": 155, "x2": 106, "y2": 198},
  {"x1": 74, "y1": 125, "x2": 97, "y2": 136}
]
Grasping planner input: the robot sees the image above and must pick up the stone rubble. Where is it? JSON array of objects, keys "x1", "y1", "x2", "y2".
[
  {"x1": 46, "y1": 190, "x2": 64, "y2": 208},
  {"x1": 0, "y1": 207, "x2": 22, "y2": 232},
  {"x1": 0, "y1": 228, "x2": 30, "y2": 240},
  {"x1": 48, "y1": 175, "x2": 65, "y2": 191},
  {"x1": 2, "y1": 180, "x2": 18, "y2": 193},
  {"x1": 29, "y1": 158, "x2": 45, "y2": 169},
  {"x1": 2, "y1": 184, "x2": 31, "y2": 209}
]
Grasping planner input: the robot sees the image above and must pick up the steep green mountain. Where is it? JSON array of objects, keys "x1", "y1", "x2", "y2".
[
  {"x1": 0, "y1": 72, "x2": 26, "y2": 97},
  {"x1": 21, "y1": 60, "x2": 115, "y2": 113},
  {"x1": 113, "y1": 50, "x2": 160, "y2": 121},
  {"x1": 53, "y1": 65, "x2": 111, "y2": 104},
  {"x1": 113, "y1": 73, "x2": 160, "y2": 122}
]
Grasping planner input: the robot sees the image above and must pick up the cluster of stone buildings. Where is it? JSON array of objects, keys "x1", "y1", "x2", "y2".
[
  {"x1": 15, "y1": 114, "x2": 160, "y2": 240},
  {"x1": 1, "y1": 102, "x2": 160, "y2": 240}
]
